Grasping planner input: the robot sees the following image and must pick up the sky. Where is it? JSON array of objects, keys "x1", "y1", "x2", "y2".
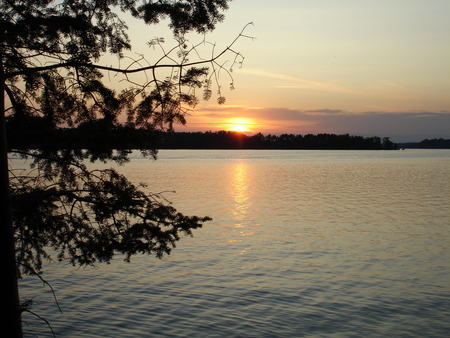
[{"x1": 123, "y1": 0, "x2": 450, "y2": 142}]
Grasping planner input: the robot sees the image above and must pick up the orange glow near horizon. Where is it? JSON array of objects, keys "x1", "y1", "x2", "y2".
[{"x1": 227, "y1": 118, "x2": 253, "y2": 132}]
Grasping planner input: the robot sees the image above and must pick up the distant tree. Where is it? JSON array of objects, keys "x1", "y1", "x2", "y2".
[
  {"x1": 0, "y1": 1, "x2": 252, "y2": 336},
  {"x1": 416, "y1": 138, "x2": 450, "y2": 149},
  {"x1": 382, "y1": 137, "x2": 395, "y2": 150}
]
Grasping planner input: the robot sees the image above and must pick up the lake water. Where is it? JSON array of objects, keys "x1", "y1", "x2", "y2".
[{"x1": 19, "y1": 149, "x2": 450, "y2": 337}]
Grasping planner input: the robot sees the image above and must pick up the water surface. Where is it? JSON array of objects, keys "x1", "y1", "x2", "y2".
[{"x1": 19, "y1": 150, "x2": 450, "y2": 337}]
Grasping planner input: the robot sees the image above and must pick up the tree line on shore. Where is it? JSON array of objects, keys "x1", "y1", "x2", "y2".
[
  {"x1": 7, "y1": 120, "x2": 399, "y2": 150},
  {"x1": 397, "y1": 138, "x2": 450, "y2": 149},
  {"x1": 11, "y1": 119, "x2": 448, "y2": 151},
  {"x1": 158, "y1": 130, "x2": 399, "y2": 150}
]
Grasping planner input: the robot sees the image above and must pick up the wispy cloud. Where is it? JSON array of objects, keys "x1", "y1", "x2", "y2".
[
  {"x1": 239, "y1": 68, "x2": 366, "y2": 95},
  {"x1": 237, "y1": 68, "x2": 439, "y2": 106}
]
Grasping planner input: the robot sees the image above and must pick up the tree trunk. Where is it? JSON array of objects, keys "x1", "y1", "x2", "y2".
[{"x1": 0, "y1": 53, "x2": 23, "y2": 337}]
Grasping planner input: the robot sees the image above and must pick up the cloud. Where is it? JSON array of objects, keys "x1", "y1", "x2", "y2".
[
  {"x1": 186, "y1": 106, "x2": 450, "y2": 142},
  {"x1": 238, "y1": 68, "x2": 366, "y2": 95},
  {"x1": 303, "y1": 109, "x2": 345, "y2": 115}
]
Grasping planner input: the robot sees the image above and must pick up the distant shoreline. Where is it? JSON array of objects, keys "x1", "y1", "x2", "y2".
[
  {"x1": 156, "y1": 131, "x2": 399, "y2": 150},
  {"x1": 397, "y1": 139, "x2": 450, "y2": 149},
  {"x1": 7, "y1": 121, "x2": 449, "y2": 150}
]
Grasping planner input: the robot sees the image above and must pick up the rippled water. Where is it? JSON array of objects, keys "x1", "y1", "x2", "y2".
[{"x1": 19, "y1": 150, "x2": 450, "y2": 337}]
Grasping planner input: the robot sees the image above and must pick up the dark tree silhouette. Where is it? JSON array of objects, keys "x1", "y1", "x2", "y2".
[
  {"x1": 0, "y1": 1, "x2": 252, "y2": 336},
  {"x1": 147, "y1": 131, "x2": 398, "y2": 150}
]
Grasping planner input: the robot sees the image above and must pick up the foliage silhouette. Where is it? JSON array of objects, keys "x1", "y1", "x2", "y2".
[
  {"x1": 398, "y1": 138, "x2": 450, "y2": 149},
  {"x1": 6, "y1": 127, "x2": 400, "y2": 150},
  {"x1": 0, "y1": 0, "x2": 252, "y2": 336},
  {"x1": 155, "y1": 131, "x2": 398, "y2": 150}
]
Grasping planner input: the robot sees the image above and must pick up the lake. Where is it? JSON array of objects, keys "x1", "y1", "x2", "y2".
[{"x1": 19, "y1": 149, "x2": 450, "y2": 337}]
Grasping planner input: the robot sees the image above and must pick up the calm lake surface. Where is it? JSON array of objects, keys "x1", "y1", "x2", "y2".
[{"x1": 19, "y1": 149, "x2": 450, "y2": 337}]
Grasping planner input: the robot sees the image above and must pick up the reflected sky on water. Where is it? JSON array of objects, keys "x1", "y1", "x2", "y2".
[{"x1": 17, "y1": 150, "x2": 450, "y2": 337}]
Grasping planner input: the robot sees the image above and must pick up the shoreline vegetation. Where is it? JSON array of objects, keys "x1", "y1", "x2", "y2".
[
  {"x1": 397, "y1": 138, "x2": 450, "y2": 149},
  {"x1": 157, "y1": 131, "x2": 399, "y2": 150},
  {"x1": 7, "y1": 121, "x2": 449, "y2": 151}
]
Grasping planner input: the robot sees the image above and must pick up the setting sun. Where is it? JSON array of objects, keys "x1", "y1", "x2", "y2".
[
  {"x1": 228, "y1": 118, "x2": 253, "y2": 132},
  {"x1": 230, "y1": 124, "x2": 248, "y2": 132}
]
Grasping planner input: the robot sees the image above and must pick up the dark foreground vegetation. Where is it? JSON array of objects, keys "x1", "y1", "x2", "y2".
[
  {"x1": 2, "y1": 0, "x2": 251, "y2": 336},
  {"x1": 7, "y1": 122, "x2": 399, "y2": 150}
]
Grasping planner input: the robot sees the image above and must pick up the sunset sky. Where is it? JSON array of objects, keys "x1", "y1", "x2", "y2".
[{"x1": 125, "y1": 0, "x2": 450, "y2": 142}]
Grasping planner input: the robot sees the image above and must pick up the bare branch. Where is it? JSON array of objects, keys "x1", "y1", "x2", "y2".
[{"x1": 5, "y1": 23, "x2": 255, "y2": 79}]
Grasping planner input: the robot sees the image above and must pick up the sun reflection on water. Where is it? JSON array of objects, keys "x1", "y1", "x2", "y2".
[{"x1": 230, "y1": 162, "x2": 252, "y2": 228}]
